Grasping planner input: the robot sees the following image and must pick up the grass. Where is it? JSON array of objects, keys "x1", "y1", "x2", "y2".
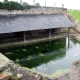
[{"x1": 68, "y1": 10, "x2": 80, "y2": 23}]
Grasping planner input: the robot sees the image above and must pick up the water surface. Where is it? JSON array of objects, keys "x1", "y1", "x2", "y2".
[{"x1": 0, "y1": 37, "x2": 80, "y2": 75}]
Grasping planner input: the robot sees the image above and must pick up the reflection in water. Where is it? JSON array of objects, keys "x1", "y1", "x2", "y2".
[
  {"x1": 18, "y1": 50, "x2": 66, "y2": 68},
  {"x1": 0, "y1": 37, "x2": 80, "y2": 74}
]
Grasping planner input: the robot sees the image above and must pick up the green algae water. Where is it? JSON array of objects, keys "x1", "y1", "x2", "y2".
[{"x1": 0, "y1": 37, "x2": 80, "y2": 75}]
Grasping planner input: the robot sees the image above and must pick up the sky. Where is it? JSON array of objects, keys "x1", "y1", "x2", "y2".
[{"x1": 0, "y1": 0, "x2": 80, "y2": 9}]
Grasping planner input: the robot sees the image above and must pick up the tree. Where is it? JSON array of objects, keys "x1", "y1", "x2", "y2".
[
  {"x1": 4, "y1": 0, "x2": 8, "y2": 2},
  {"x1": 0, "y1": 2, "x2": 3, "y2": 9},
  {"x1": 3, "y1": 1, "x2": 10, "y2": 10},
  {"x1": 3, "y1": 1, "x2": 23, "y2": 10},
  {"x1": 22, "y1": 2, "x2": 30, "y2": 9},
  {"x1": 35, "y1": 3, "x2": 40, "y2": 7},
  {"x1": 23, "y1": 2, "x2": 29, "y2": 6},
  {"x1": 8, "y1": 1, "x2": 23, "y2": 10}
]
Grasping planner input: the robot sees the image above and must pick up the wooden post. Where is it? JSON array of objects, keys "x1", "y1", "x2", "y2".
[
  {"x1": 49, "y1": 29, "x2": 51, "y2": 38},
  {"x1": 24, "y1": 31, "x2": 26, "y2": 41},
  {"x1": 68, "y1": 27, "x2": 70, "y2": 38},
  {"x1": 68, "y1": 27, "x2": 70, "y2": 47}
]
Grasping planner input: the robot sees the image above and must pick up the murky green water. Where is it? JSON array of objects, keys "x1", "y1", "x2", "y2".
[{"x1": 0, "y1": 37, "x2": 80, "y2": 75}]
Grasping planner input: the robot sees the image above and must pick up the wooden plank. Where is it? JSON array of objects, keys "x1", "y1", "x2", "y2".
[{"x1": 24, "y1": 32, "x2": 26, "y2": 41}]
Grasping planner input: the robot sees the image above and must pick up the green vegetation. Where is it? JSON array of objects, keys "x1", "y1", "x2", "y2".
[
  {"x1": 51, "y1": 69, "x2": 69, "y2": 77},
  {"x1": 0, "y1": 2, "x2": 3, "y2": 9},
  {"x1": 68, "y1": 10, "x2": 80, "y2": 23},
  {"x1": 35, "y1": 3, "x2": 40, "y2": 7},
  {"x1": 4, "y1": 0, "x2": 8, "y2": 2},
  {"x1": 3, "y1": 1, "x2": 23, "y2": 10},
  {"x1": 22, "y1": 2, "x2": 30, "y2": 10},
  {"x1": 0, "y1": 1, "x2": 41, "y2": 10}
]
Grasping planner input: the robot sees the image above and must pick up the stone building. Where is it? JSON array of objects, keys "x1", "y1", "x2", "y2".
[{"x1": 0, "y1": 13, "x2": 74, "y2": 44}]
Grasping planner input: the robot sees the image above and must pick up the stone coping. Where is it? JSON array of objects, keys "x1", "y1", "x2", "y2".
[
  {"x1": 7, "y1": 61, "x2": 70, "y2": 80},
  {"x1": 0, "y1": 7, "x2": 67, "y2": 16}
]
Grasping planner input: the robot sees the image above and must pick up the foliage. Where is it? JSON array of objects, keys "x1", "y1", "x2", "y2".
[
  {"x1": 0, "y1": 1, "x2": 41, "y2": 10},
  {"x1": 9, "y1": 1, "x2": 23, "y2": 10},
  {"x1": 30, "y1": 5, "x2": 41, "y2": 8},
  {"x1": 4, "y1": 0, "x2": 8, "y2": 2},
  {"x1": 2, "y1": 1, "x2": 23, "y2": 10},
  {"x1": 68, "y1": 10, "x2": 80, "y2": 23},
  {"x1": 3, "y1": 1, "x2": 10, "y2": 10},
  {"x1": 0, "y1": 2, "x2": 3, "y2": 9},
  {"x1": 21, "y1": 2, "x2": 41, "y2": 10},
  {"x1": 35, "y1": 3, "x2": 40, "y2": 7},
  {"x1": 22, "y1": 2, "x2": 30, "y2": 9}
]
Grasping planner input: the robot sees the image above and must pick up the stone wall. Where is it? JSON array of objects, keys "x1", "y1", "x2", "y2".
[
  {"x1": 0, "y1": 7, "x2": 67, "y2": 15},
  {"x1": 70, "y1": 60, "x2": 80, "y2": 80},
  {"x1": 67, "y1": 13, "x2": 77, "y2": 26},
  {"x1": 61, "y1": 28, "x2": 68, "y2": 33},
  {"x1": 7, "y1": 61, "x2": 71, "y2": 80},
  {"x1": 25, "y1": 7, "x2": 67, "y2": 14}
]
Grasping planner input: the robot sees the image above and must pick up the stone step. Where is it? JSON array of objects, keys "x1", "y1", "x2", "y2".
[{"x1": 0, "y1": 74, "x2": 11, "y2": 80}]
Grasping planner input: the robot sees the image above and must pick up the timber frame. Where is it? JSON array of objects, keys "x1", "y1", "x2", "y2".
[{"x1": 0, "y1": 28, "x2": 62, "y2": 43}]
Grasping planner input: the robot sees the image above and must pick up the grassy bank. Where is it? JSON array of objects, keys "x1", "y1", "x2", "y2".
[{"x1": 68, "y1": 10, "x2": 80, "y2": 23}]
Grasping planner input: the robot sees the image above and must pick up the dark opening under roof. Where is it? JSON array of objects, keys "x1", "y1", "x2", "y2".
[{"x1": 0, "y1": 14, "x2": 74, "y2": 34}]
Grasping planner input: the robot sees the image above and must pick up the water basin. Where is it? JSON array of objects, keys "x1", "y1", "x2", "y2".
[{"x1": 0, "y1": 37, "x2": 80, "y2": 75}]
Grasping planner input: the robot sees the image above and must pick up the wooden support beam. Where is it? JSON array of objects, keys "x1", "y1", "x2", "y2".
[
  {"x1": 68, "y1": 27, "x2": 70, "y2": 47},
  {"x1": 49, "y1": 29, "x2": 51, "y2": 38},
  {"x1": 24, "y1": 31, "x2": 26, "y2": 41},
  {"x1": 68, "y1": 27, "x2": 70, "y2": 37}
]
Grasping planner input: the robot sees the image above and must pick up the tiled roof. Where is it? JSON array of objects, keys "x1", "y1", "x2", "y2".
[{"x1": 0, "y1": 14, "x2": 74, "y2": 34}]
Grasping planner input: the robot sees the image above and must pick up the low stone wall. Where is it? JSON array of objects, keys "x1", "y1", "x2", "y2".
[
  {"x1": 0, "y1": 53, "x2": 10, "y2": 71},
  {"x1": 7, "y1": 61, "x2": 70, "y2": 80},
  {"x1": 0, "y1": 53, "x2": 11, "y2": 80},
  {"x1": 25, "y1": 7, "x2": 67, "y2": 14},
  {"x1": 0, "y1": 7, "x2": 67, "y2": 15},
  {"x1": 67, "y1": 13, "x2": 77, "y2": 26},
  {"x1": 70, "y1": 60, "x2": 80, "y2": 80},
  {"x1": 8, "y1": 61, "x2": 51, "y2": 80}
]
